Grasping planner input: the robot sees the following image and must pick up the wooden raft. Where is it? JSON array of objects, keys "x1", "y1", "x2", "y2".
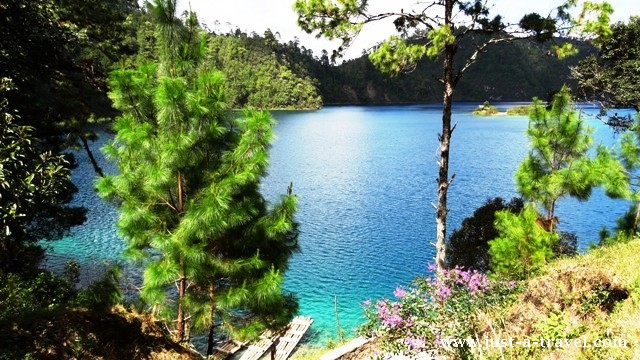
[
  {"x1": 238, "y1": 336, "x2": 274, "y2": 360},
  {"x1": 209, "y1": 340, "x2": 245, "y2": 360},
  {"x1": 274, "y1": 316, "x2": 314, "y2": 360},
  {"x1": 238, "y1": 316, "x2": 313, "y2": 360}
]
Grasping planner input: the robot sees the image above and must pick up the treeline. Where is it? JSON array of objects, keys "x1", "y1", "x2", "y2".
[
  {"x1": 208, "y1": 31, "x2": 322, "y2": 109},
  {"x1": 306, "y1": 37, "x2": 595, "y2": 104}
]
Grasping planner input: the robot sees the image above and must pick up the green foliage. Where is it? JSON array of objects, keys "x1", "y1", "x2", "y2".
[
  {"x1": 207, "y1": 32, "x2": 322, "y2": 109},
  {"x1": 554, "y1": 231, "x2": 578, "y2": 257},
  {"x1": 75, "y1": 266, "x2": 123, "y2": 312},
  {"x1": 575, "y1": 16, "x2": 640, "y2": 113},
  {"x1": 309, "y1": 38, "x2": 595, "y2": 105},
  {"x1": 0, "y1": 0, "x2": 137, "y2": 145},
  {"x1": 519, "y1": 13, "x2": 557, "y2": 42},
  {"x1": 447, "y1": 197, "x2": 524, "y2": 272},
  {"x1": 98, "y1": 0, "x2": 299, "y2": 344},
  {"x1": 606, "y1": 118, "x2": 640, "y2": 233},
  {"x1": 534, "y1": 311, "x2": 575, "y2": 344},
  {"x1": 0, "y1": 78, "x2": 86, "y2": 273},
  {"x1": 515, "y1": 86, "x2": 628, "y2": 227},
  {"x1": 489, "y1": 203, "x2": 558, "y2": 279},
  {"x1": 598, "y1": 205, "x2": 638, "y2": 246},
  {"x1": 0, "y1": 271, "x2": 76, "y2": 322},
  {"x1": 293, "y1": 0, "x2": 365, "y2": 56},
  {"x1": 573, "y1": 1, "x2": 615, "y2": 41},
  {"x1": 369, "y1": 37, "x2": 427, "y2": 75}
]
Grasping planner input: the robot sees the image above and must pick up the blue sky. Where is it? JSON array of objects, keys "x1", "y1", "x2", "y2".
[{"x1": 176, "y1": 0, "x2": 640, "y2": 59}]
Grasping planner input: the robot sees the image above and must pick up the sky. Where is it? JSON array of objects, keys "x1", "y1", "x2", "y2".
[{"x1": 175, "y1": 0, "x2": 640, "y2": 60}]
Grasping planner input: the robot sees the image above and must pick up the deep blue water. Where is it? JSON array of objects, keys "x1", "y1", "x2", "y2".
[{"x1": 42, "y1": 103, "x2": 633, "y2": 345}]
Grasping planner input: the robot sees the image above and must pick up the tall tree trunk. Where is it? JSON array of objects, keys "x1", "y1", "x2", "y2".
[
  {"x1": 206, "y1": 282, "x2": 216, "y2": 356},
  {"x1": 435, "y1": 0, "x2": 455, "y2": 274},
  {"x1": 81, "y1": 135, "x2": 104, "y2": 177},
  {"x1": 176, "y1": 174, "x2": 186, "y2": 343},
  {"x1": 176, "y1": 271, "x2": 186, "y2": 342},
  {"x1": 270, "y1": 337, "x2": 279, "y2": 360},
  {"x1": 634, "y1": 202, "x2": 640, "y2": 233}
]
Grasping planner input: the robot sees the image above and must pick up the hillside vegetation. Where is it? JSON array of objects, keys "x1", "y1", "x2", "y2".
[
  {"x1": 311, "y1": 38, "x2": 594, "y2": 104},
  {"x1": 475, "y1": 238, "x2": 640, "y2": 359},
  {"x1": 208, "y1": 31, "x2": 322, "y2": 109}
]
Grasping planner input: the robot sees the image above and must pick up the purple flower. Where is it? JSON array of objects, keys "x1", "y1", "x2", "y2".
[
  {"x1": 381, "y1": 313, "x2": 404, "y2": 327},
  {"x1": 405, "y1": 337, "x2": 426, "y2": 350},
  {"x1": 436, "y1": 283, "x2": 452, "y2": 301},
  {"x1": 363, "y1": 299, "x2": 371, "y2": 306},
  {"x1": 393, "y1": 286, "x2": 407, "y2": 299}
]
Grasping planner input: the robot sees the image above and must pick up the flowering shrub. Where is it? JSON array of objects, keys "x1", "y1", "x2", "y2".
[{"x1": 359, "y1": 265, "x2": 519, "y2": 358}]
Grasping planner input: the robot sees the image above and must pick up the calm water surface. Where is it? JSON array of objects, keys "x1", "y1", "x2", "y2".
[{"x1": 43, "y1": 103, "x2": 632, "y2": 344}]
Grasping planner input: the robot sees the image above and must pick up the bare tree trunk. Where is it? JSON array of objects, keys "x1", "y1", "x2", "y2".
[
  {"x1": 270, "y1": 338, "x2": 278, "y2": 360},
  {"x1": 634, "y1": 202, "x2": 640, "y2": 233},
  {"x1": 176, "y1": 273, "x2": 186, "y2": 342},
  {"x1": 176, "y1": 175, "x2": 187, "y2": 343},
  {"x1": 435, "y1": 0, "x2": 456, "y2": 274},
  {"x1": 206, "y1": 283, "x2": 216, "y2": 356},
  {"x1": 81, "y1": 135, "x2": 104, "y2": 177}
]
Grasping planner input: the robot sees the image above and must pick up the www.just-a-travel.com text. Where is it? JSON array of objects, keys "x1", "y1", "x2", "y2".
[{"x1": 441, "y1": 336, "x2": 628, "y2": 351}]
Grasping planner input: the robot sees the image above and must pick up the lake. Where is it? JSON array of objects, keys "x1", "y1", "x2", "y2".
[{"x1": 42, "y1": 103, "x2": 633, "y2": 346}]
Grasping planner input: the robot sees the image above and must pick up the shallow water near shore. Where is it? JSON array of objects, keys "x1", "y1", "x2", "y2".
[{"x1": 42, "y1": 103, "x2": 633, "y2": 349}]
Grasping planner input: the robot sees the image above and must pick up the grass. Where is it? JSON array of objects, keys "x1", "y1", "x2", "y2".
[
  {"x1": 474, "y1": 238, "x2": 640, "y2": 359},
  {"x1": 291, "y1": 344, "x2": 331, "y2": 359}
]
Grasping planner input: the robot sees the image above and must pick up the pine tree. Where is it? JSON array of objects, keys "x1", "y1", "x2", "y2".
[
  {"x1": 613, "y1": 119, "x2": 640, "y2": 231},
  {"x1": 489, "y1": 204, "x2": 558, "y2": 279},
  {"x1": 516, "y1": 86, "x2": 603, "y2": 231},
  {"x1": 96, "y1": 0, "x2": 299, "y2": 350}
]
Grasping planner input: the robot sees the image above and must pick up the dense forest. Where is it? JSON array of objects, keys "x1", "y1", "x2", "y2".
[{"x1": 308, "y1": 38, "x2": 594, "y2": 104}]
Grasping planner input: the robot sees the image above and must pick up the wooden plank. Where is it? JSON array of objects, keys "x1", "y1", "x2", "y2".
[
  {"x1": 209, "y1": 339, "x2": 245, "y2": 360},
  {"x1": 274, "y1": 316, "x2": 314, "y2": 360},
  {"x1": 239, "y1": 338, "x2": 273, "y2": 360}
]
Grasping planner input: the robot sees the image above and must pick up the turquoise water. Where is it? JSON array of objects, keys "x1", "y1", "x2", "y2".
[{"x1": 42, "y1": 103, "x2": 632, "y2": 345}]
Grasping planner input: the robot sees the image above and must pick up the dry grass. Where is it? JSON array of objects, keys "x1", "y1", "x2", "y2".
[
  {"x1": 475, "y1": 238, "x2": 640, "y2": 359},
  {"x1": 290, "y1": 344, "x2": 331, "y2": 360}
]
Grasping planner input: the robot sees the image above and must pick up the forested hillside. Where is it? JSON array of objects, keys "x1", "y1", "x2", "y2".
[
  {"x1": 309, "y1": 38, "x2": 595, "y2": 104},
  {"x1": 208, "y1": 31, "x2": 322, "y2": 109}
]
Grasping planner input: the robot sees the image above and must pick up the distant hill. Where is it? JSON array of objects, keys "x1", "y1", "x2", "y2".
[
  {"x1": 305, "y1": 37, "x2": 595, "y2": 105},
  {"x1": 207, "y1": 30, "x2": 322, "y2": 110}
]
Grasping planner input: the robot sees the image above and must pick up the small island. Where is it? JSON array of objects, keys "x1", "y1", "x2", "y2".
[
  {"x1": 472, "y1": 101, "x2": 501, "y2": 115},
  {"x1": 473, "y1": 101, "x2": 534, "y2": 116}
]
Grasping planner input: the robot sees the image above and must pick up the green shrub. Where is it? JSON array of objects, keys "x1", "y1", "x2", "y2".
[
  {"x1": 447, "y1": 197, "x2": 524, "y2": 272},
  {"x1": 489, "y1": 203, "x2": 558, "y2": 279},
  {"x1": 0, "y1": 271, "x2": 76, "y2": 322}
]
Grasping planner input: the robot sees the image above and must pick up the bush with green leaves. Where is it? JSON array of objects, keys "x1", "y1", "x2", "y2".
[
  {"x1": 359, "y1": 265, "x2": 519, "y2": 358},
  {"x1": 489, "y1": 203, "x2": 558, "y2": 279},
  {"x1": 0, "y1": 78, "x2": 85, "y2": 273},
  {"x1": 447, "y1": 197, "x2": 524, "y2": 272}
]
